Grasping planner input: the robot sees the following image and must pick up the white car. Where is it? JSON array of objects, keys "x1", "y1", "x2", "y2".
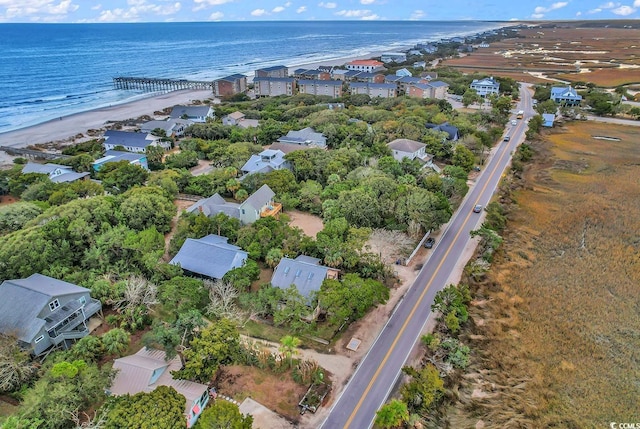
[{"x1": 511, "y1": 119, "x2": 517, "y2": 125}]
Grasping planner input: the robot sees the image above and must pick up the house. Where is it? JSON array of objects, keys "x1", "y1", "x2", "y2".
[
  {"x1": 255, "y1": 65, "x2": 288, "y2": 78},
  {"x1": 186, "y1": 184, "x2": 281, "y2": 224},
  {"x1": 380, "y1": 52, "x2": 407, "y2": 63},
  {"x1": 420, "y1": 71, "x2": 438, "y2": 81},
  {"x1": 222, "y1": 111, "x2": 259, "y2": 129},
  {"x1": 470, "y1": 77, "x2": 500, "y2": 97},
  {"x1": 350, "y1": 72, "x2": 385, "y2": 84},
  {"x1": 140, "y1": 118, "x2": 192, "y2": 137},
  {"x1": 542, "y1": 113, "x2": 556, "y2": 127},
  {"x1": 330, "y1": 69, "x2": 349, "y2": 81},
  {"x1": 0, "y1": 274, "x2": 102, "y2": 356},
  {"x1": 93, "y1": 150, "x2": 149, "y2": 171},
  {"x1": 387, "y1": 138, "x2": 431, "y2": 163},
  {"x1": 241, "y1": 149, "x2": 290, "y2": 176},
  {"x1": 271, "y1": 255, "x2": 338, "y2": 299},
  {"x1": 408, "y1": 49, "x2": 423, "y2": 56},
  {"x1": 277, "y1": 127, "x2": 326, "y2": 148},
  {"x1": 413, "y1": 61, "x2": 427, "y2": 69},
  {"x1": 253, "y1": 77, "x2": 296, "y2": 97},
  {"x1": 345, "y1": 59, "x2": 384, "y2": 72},
  {"x1": 415, "y1": 43, "x2": 437, "y2": 53},
  {"x1": 296, "y1": 79, "x2": 343, "y2": 98},
  {"x1": 170, "y1": 234, "x2": 248, "y2": 279},
  {"x1": 349, "y1": 82, "x2": 397, "y2": 98},
  {"x1": 102, "y1": 130, "x2": 160, "y2": 153},
  {"x1": 267, "y1": 142, "x2": 314, "y2": 154},
  {"x1": 395, "y1": 68, "x2": 412, "y2": 77},
  {"x1": 426, "y1": 122, "x2": 459, "y2": 141},
  {"x1": 407, "y1": 81, "x2": 449, "y2": 100},
  {"x1": 169, "y1": 105, "x2": 215, "y2": 123},
  {"x1": 550, "y1": 86, "x2": 582, "y2": 105},
  {"x1": 214, "y1": 74, "x2": 248, "y2": 97},
  {"x1": 21, "y1": 162, "x2": 89, "y2": 183},
  {"x1": 110, "y1": 348, "x2": 209, "y2": 428}
]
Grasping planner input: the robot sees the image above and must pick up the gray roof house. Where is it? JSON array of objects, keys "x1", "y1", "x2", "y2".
[
  {"x1": 425, "y1": 122, "x2": 459, "y2": 141},
  {"x1": 542, "y1": 113, "x2": 556, "y2": 127},
  {"x1": 222, "y1": 111, "x2": 259, "y2": 129},
  {"x1": 0, "y1": 274, "x2": 102, "y2": 356},
  {"x1": 241, "y1": 149, "x2": 290, "y2": 176},
  {"x1": 169, "y1": 105, "x2": 215, "y2": 123},
  {"x1": 110, "y1": 347, "x2": 209, "y2": 428},
  {"x1": 140, "y1": 118, "x2": 192, "y2": 137},
  {"x1": 470, "y1": 77, "x2": 500, "y2": 97},
  {"x1": 103, "y1": 130, "x2": 159, "y2": 153},
  {"x1": 186, "y1": 184, "x2": 280, "y2": 225},
  {"x1": 387, "y1": 138, "x2": 433, "y2": 163},
  {"x1": 277, "y1": 127, "x2": 326, "y2": 148},
  {"x1": 21, "y1": 162, "x2": 89, "y2": 183},
  {"x1": 170, "y1": 234, "x2": 248, "y2": 279},
  {"x1": 271, "y1": 255, "x2": 338, "y2": 299}
]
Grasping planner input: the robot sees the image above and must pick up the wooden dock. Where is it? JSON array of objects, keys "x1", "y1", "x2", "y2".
[
  {"x1": 0, "y1": 146, "x2": 70, "y2": 160},
  {"x1": 113, "y1": 77, "x2": 215, "y2": 93}
]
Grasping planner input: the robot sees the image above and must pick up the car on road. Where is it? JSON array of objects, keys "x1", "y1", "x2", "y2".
[
  {"x1": 503, "y1": 135, "x2": 511, "y2": 142},
  {"x1": 473, "y1": 204, "x2": 483, "y2": 213},
  {"x1": 424, "y1": 237, "x2": 435, "y2": 249},
  {"x1": 511, "y1": 119, "x2": 517, "y2": 125}
]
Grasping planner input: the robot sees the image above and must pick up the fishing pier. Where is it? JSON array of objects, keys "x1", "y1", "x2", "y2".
[{"x1": 113, "y1": 77, "x2": 215, "y2": 93}]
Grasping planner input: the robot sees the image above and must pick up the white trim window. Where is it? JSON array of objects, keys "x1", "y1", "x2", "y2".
[{"x1": 49, "y1": 299, "x2": 60, "y2": 311}]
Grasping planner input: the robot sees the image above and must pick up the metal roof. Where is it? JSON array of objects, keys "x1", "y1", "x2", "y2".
[
  {"x1": 271, "y1": 256, "x2": 329, "y2": 298},
  {"x1": 170, "y1": 235, "x2": 247, "y2": 279},
  {"x1": 387, "y1": 138, "x2": 426, "y2": 153}
]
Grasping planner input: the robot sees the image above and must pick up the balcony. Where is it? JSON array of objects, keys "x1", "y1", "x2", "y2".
[{"x1": 260, "y1": 202, "x2": 282, "y2": 218}]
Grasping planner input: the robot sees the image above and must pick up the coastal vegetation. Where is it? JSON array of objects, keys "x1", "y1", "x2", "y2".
[{"x1": 377, "y1": 120, "x2": 640, "y2": 428}]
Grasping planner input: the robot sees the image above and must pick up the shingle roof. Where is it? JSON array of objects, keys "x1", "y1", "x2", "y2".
[
  {"x1": 253, "y1": 77, "x2": 295, "y2": 83},
  {"x1": 228, "y1": 111, "x2": 245, "y2": 120},
  {"x1": 271, "y1": 256, "x2": 329, "y2": 298},
  {"x1": 387, "y1": 138, "x2": 426, "y2": 153},
  {"x1": 111, "y1": 347, "x2": 208, "y2": 417},
  {"x1": 257, "y1": 65, "x2": 288, "y2": 72},
  {"x1": 428, "y1": 80, "x2": 449, "y2": 88},
  {"x1": 50, "y1": 171, "x2": 90, "y2": 183},
  {"x1": 186, "y1": 194, "x2": 241, "y2": 219},
  {"x1": 0, "y1": 274, "x2": 89, "y2": 343},
  {"x1": 277, "y1": 127, "x2": 326, "y2": 147},
  {"x1": 22, "y1": 162, "x2": 71, "y2": 175},
  {"x1": 169, "y1": 105, "x2": 212, "y2": 119},
  {"x1": 104, "y1": 130, "x2": 154, "y2": 148},
  {"x1": 170, "y1": 235, "x2": 247, "y2": 279},
  {"x1": 241, "y1": 150, "x2": 287, "y2": 174},
  {"x1": 268, "y1": 142, "x2": 312, "y2": 154},
  {"x1": 243, "y1": 184, "x2": 274, "y2": 211}
]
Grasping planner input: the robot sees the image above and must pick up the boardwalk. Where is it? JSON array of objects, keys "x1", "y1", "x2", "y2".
[
  {"x1": 0, "y1": 146, "x2": 70, "y2": 160},
  {"x1": 113, "y1": 77, "x2": 214, "y2": 93}
]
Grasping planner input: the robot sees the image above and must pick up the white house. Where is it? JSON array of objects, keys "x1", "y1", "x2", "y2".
[{"x1": 470, "y1": 77, "x2": 500, "y2": 97}]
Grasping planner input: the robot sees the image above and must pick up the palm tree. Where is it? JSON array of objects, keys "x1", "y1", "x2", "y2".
[
  {"x1": 279, "y1": 335, "x2": 301, "y2": 367},
  {"x1": 102, "y1": 328, "x2": 130, "y2": 357}
]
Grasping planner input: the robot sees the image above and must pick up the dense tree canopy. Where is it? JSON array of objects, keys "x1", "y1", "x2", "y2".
[{"x1": 104, "y1": 386, "x2": 186, "y2": 429}]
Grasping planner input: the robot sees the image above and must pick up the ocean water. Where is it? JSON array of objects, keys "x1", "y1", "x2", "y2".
[{"x1": 0, "y1": 21, "x2": 501, "y2": 134}]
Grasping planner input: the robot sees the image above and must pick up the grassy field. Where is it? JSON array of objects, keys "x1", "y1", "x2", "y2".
[
  {"x1": 554, "y1": 68, "x2": 640, "y2": 87},
  {"x1": 450, "y1": 121, "x2": 640, "y2": 428}
]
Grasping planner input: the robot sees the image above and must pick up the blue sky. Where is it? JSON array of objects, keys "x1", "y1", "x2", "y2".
[{"x1": 1, "y1": 0, "x2": 639, "y2": 23}]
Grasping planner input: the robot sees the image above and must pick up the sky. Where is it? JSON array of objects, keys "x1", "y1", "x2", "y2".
[{"x1": 1, "y1": 0, "x2": 639, "y2": 23}]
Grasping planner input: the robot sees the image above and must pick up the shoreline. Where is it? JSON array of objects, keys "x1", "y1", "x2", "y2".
[{"x1": 0, "y1": 23, "x2": 512, "y2": 150}]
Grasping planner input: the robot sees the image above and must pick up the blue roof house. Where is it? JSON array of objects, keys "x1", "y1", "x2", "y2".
[
  {"x1": 93, "y1": 150, "x2": 149, "y2": 171},
  {"x1": 271, "y1": 255, "x2": 339, "y2": 301},
  {"x1": 170, "y1": 235, "x2": 248, "y2": 279},
  {"x1": 542, "y1": 113, "x2": 556, "y2": 127},
  {"x1": 22, "y1": 162, "x2": 89, "y2": 183},
  {"x1": 550, "y1": 86, "x2": 582, "y2": 105},
  {"x1": 0, "y1": 274, "x2": 102, "y2": 356},
  {"x1": 103, "y1": 130, "x2": 159, "y2": 153}
]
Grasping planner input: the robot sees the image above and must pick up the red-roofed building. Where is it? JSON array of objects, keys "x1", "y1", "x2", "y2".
[{"x1": 345, "y1": 59, "x2": 384, "y2": 72}]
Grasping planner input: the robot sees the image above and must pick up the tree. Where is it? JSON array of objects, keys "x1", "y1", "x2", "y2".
[
  {"x1": 194, "y1": 400, "x2": 253, "y2": 429},
  {"x1": 143, "y1": 310, "x2": 206, "y2": 366},
  {"x1": 118, "y1": 186, "x2": 176, "y2": 233},
  {"x1": 104, "y1": 386, "x2": 185, "y2": 429},
  {"x1": 102, "y1": 328, "x2": 130, "y2": 357},
  {"x1": 159, "y1": 276, "x2": 208, "y2": 316},
  {"x1": 0, "y1": 202, "x2": 43, "y2": 233},
  {"x1": 165, "y1": 150, "x2": 199, "y2": 170},
  {"x1": 145, "y1": 145, "x2": 166, "y2": 170},
  {"x1": 98, "y1": 161, "x2": 149, "y2": 194},
  {"x1": 319, "y1": 274, "x2": 389, "y2": 326},
  {"x1": 173, "y1": 319, "x2": 242, "y2": 383},
  {"x1": 375, "y1": 399, "x2": 409, "y2": 429},
  {"x1": 279, "y1": 335, "x2": 302, "y2": 366},
  {"x1": 205, "y1": 279, "x2": 243, "y2": 322},
  {"x1": 400, "y1": 364, "x2": 444, "y2": 415},
  {"x1": 0, "y1": 334, "x2": 38, "y2": 393},
  {"x1": 337, "y1": 188, "x2": 382, "y2": 227},
  {"x1": 451, "y1": 144, "x2": 475, "y2": 172}
]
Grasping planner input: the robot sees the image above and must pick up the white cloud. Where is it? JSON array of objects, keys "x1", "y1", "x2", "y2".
[
  {"x1": 91, "y1": 3, "x2": 102, "y2": 10},
  {"x1": 251, "y1": 8, "x2": 267, "y2": 16},
  {"x1": 209, "y1": 10, "x2": 223, "y2": 19},
  {"x1": 194, "y1": 0, "x2": 233, "y2": 5},
  {"x1": 272, "y1": 6, "x2": 284, "y2": 12},
  {"x1": 296, "y1": 5, "x2": 307, "y2": 12},
  {"x1": 284, "y1": 1, "x2": 291, "y2": 6},
  {"x1": 588, "y1": 7, "x2": 602, "y2": 13},
  {"x1": 532, "y1": 1, "x2": 568, "y2": 17},
  {"x1": 361, "y1": 13, "x2": 379, "y2": 20},
  {"x1": 319, "y1": 2, "x2": 337, "y2": 8},
  {"x1": 575, "y1": 10, "x2": 582, "y2": 15},
  {"x1": 360, "y1": 0, "x2": 375, "y2": 4},
  {"x1": 612, "y1": 5, "x2": 635, "y2": 14},
  {"x1": 410, "y1": 9, "x2": 425, "y2": 19},
  {"x1": 0, "y1": 0, "x2": 80, "y2": 19},
  {"x1": 335, "y1": 9, "x2": 371, "y2": 17},
  {"x1": 634, "y1": 0, "x2": 640, "y2": 7},
  {"x1": 599, "y1": 1, "x2": 617, "y2": 8}
]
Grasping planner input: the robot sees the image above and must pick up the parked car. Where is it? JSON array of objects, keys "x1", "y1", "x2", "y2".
[
  {"x1": 473, "y1": 204, "x2": 483, "y2": 213},
  {"x1": 424, "y1": 237, "x2": 435, "y2": 249}
]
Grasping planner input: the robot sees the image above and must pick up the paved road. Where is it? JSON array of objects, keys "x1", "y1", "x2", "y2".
[{"x1": 320, "y1": 84, "x2": 535, "y2": 429}]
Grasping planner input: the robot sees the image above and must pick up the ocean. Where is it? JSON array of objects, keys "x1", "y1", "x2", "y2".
[{"x1": 0, "y1": 21, "x2": 502, "y2": 134}]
